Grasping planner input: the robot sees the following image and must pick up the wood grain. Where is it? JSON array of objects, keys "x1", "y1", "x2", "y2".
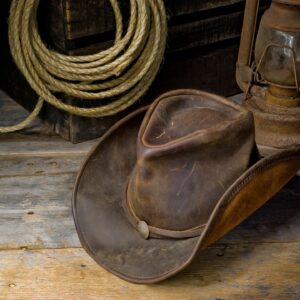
[
  {"x1": 0, "y1": 173, "x2": 80, "y2": 249},
  {"x1": 0, "y1": 91, "x2": 44, "y2": 136},
  {"x1": 0, "y1": 243, "x2": 299, "y2": 300},
  {"x1": 0, "y1": 173, "x2": 75, "y2": 210},
  {"x1": 0, "y1": 90, "x2": 299, "y2": 298},
  {"x1": 167, "y1": 10, "x2": 243, "y2": 52},
  {"x1": 50, "y1": 0, "x2": 244, "y2": 42},
  {"x1": 0, "y1": 156, "x2": 84, "y2": 177},
  {"x1": 0, "y1": 162, "x2": 299, "y2": 250},
  {"x1": 0, "y1": 141, "x2": 95, "y2": 157}
]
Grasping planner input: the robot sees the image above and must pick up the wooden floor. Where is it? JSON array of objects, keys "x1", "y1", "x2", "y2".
[{"x1": 0, "y1": 91, "x2": 299, "y2": 299}]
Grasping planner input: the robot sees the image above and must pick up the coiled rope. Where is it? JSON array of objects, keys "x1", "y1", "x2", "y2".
[{"x1": 1, "y1": 0, "x2": 167, "y2": 133}]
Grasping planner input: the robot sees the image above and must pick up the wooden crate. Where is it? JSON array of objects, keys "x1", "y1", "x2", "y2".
[{"x1": 0, "y1": 0, "x2": 270, "y2": 142}]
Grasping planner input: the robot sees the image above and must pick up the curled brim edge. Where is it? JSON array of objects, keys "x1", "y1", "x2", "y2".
[{"x1": 72, "y1": 104, "x2": 300, "y2": 284}]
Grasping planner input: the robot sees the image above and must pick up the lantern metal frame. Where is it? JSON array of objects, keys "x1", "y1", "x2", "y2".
[{"x1": 236, "y1": 0, "x2": 300, "y2": 155}]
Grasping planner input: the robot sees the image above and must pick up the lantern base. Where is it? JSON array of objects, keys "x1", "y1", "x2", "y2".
[{"x1": 245, "y1": 96, "x2": 300, "y2": 155}]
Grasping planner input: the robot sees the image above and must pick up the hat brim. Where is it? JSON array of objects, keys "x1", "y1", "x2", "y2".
[{"x1": 72, "y1": 106, "x2": 300, "y2": 284}]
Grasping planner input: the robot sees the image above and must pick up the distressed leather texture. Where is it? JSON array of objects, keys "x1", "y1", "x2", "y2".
[
  {"x1": 126, "y1": 92, "x2": 256, "y2": 237},
  {"x1": 72, "y1": 89, "x2": 300, "y2": 284}
]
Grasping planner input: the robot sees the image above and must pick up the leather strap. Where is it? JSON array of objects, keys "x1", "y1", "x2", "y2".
[{"x1": 124, "y1": 175, "x2": 206, "y2": 239}]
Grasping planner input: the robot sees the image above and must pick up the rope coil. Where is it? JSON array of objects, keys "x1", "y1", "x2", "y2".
[{"x1": 1, "y1": 0, "x2": 167, "y2": 133}]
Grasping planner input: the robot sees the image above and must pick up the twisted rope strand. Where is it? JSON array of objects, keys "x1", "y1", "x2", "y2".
[{"x1": 0, "y1": 0, "x2": 167, "y2": 133}]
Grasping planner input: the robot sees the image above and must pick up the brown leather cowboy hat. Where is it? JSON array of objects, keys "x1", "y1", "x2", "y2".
[{"x1": 72, "y1": 89, "x2": 300, "y2": 284}]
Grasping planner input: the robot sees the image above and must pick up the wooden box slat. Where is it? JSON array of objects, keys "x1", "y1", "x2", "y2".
[
  {"x1": 62, "y1": 43, "x2": 240, "y2": 142},
  {"x1": 61, "y1": 0, "x2": 244, "y2": 40},
  {"x1": 47, "y1": 0, "x2": 246, "y2": 53},
  {"x1": 168, "y1": 11, "x2": 244, "y2": 52}
]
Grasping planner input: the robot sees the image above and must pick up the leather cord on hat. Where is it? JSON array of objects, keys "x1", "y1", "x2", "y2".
[{"x1": 124, "y1": 176, "x2": 206, "y2": 239}]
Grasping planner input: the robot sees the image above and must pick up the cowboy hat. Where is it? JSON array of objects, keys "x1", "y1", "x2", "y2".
[{"x1": 72, "y1": 89, "x2": 300, "y2": 283}]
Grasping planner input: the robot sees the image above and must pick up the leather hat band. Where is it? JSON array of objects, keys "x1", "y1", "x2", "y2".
[{"x1": 124, "y1": 175, "x2": 206, "y2": 240}]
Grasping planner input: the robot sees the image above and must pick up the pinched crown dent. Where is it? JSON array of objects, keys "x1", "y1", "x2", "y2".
[{"x1": 126, "y1": 91, "x2": 255, "y2": 238}]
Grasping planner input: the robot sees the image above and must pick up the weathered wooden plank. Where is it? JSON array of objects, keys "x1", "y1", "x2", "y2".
[
  {"x1": 0, "y1": 93, "x2": 39, "y2": 124},
  {"x1": 0, "y1": 173, "x2": 75, "y2": 211},
  {"x1": 167, "y1": 10, "x2": 243, "y2": 53},
  {"x1": 0, "y1": 212, "x2": 79, "y2": 250},
  {"x1": 0, "y1": 173, "x2": 80, "y2": 249},
  {"x1": 0, "y1": 90, "x2": 11, "y2": 99},
  {"x1": 0, "y1": 169, "x2": 299, "y2": 250},
  {"x1": 58, "y1": 0, "x2": 245, "y2": 41},
  {"x1": 165, "y1": 0, "x2": 244, "y2": 16},
  {"x1": 0, "y1": 140, "x2": 95, "y2": 157},
  {"x1": 64, "y1": 8, "x2": 245, "y2": 54},
  {"x1": 0, "y1": 91, "x2": 44, "y2": 135},
  {"x1": 0, "y1": 243, "x2": 299, "y2": 300},
  {"x1": 0, "y1": 156, "x2": 84, "y2": 177},
  {"x1": 41, "y1": 0, "x2": 66, "y2": 52}
]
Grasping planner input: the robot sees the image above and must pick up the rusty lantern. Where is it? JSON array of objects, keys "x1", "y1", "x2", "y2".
[{"x1": 236, "y1": 0, "x2": 300, "y2": 154}]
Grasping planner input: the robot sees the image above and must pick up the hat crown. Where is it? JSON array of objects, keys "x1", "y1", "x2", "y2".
[{"x1": 126, "y1": 91, "x2": 255, "y2": 237}]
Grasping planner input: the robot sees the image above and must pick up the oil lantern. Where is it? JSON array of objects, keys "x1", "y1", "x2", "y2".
[{"x1": 236, "y1": 0, "x2": 300, "y2": 154}]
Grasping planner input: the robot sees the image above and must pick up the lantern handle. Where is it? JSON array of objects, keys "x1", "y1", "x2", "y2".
[{"x1": 236, "y1": 0, "x2": 260, "y2": 93}]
